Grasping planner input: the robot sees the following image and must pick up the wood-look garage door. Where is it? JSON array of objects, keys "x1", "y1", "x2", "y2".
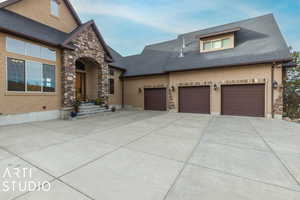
[
  {"x1": 144, "y1": 88, "x2": 166, "y2": 111},
  {"x1": 221, "y1": 84, "x2": 265, "y2": 117},
  {"x1": 179, "y1": 86, "x2": 210, "y2": 114}
]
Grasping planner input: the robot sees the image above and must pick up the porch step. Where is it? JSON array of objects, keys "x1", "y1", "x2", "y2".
[
  {"x1": 76, "y1": 103, "x2": 111, "y2": 118},
  {"x1": 79, "y1": 105, "x2": 103, "y2": 110}
]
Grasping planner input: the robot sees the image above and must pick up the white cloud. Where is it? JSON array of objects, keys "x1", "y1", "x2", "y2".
[{"x1": 70, "y1": 0, "x2": 267, "y2": 34}]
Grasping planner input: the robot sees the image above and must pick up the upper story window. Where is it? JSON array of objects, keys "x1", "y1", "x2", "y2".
[
  {"x1": 6, "y1": 37, "x2": 56, "y2": 62},
  {"x1": 51, "y1": 0, "x2": 60, "y2": 17},
  {"x1": 202, "y1": 38, "x2": 232, "y2": 52}
]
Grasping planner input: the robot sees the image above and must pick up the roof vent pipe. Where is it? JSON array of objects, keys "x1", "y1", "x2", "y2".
[
  {"x1": 179, "y1": 48, "x2": 184, "y2": 58},
  {"x1": 179, "y1": 36, "x2": 185, "y2": 58}
]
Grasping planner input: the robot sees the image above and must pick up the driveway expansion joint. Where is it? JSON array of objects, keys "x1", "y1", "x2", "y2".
[
  {"x1": 248, "y1": 119, "x2": 300, "y2": 186},
  {"x1": 162, "y1": 116, "x2": 215, "y2": 200}
]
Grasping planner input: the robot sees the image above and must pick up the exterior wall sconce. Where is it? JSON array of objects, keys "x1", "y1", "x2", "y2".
[
  {"x1": 171, "y1": 86, "x2": 175, "y2": 92},
  {"x1": 138, "y1": 88, "x2": 143, "y2": 93},
  {"x1": 273, "y1": 81, "x2": 278, "y2": 89},
  {"x1": 213, "y1": 84, "x2": 219, "y2": 90}
]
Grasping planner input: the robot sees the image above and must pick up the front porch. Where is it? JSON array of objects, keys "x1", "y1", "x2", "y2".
[{"x1": 60, "y1": 25, "x2": 111, "y2": 119}]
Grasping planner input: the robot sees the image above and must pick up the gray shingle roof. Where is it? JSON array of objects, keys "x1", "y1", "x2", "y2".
[
  {"x1": 0, "y1": 8, "x2": 113, "y2": 59},
  {"x1": 120, "y1": 14, "x2": 292, "y2": 77},
  {"x1": 0, "y1": 8, "x2": 69, "y2": 46}
]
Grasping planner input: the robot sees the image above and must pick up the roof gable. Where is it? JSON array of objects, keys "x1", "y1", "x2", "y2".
[
  {"x1": 63, "y1": 20, "x2": 113, "y2": 60},
  {"x1": 0, "y1": 0, "x2": 81, "y2": 32}
]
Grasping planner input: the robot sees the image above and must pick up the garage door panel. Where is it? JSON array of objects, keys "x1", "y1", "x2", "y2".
[
  {"x1": 179, "y1": 86, "x2": 210, "y2": 114},
  {"x1": 144, "y1": 88, "x2": 166, "y2": 111},
  {"x1": 221, "y1": 84, "x2": 265, "y2": 117}
]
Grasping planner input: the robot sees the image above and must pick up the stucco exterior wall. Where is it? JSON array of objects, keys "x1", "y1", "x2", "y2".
[
  {"x1": 0, "y1": 33, "x2": 61, "y2": 115},
  {"x1": 5, "y1": 0, "x2": 78, "y2": 33},
  {"x1": 124, "y1": 75, "x2": 169, "y2": 109},
  {"x1": 123, "y1": 64, "x2": 281, "y2": 118},
  {"x1": 108, "y1": 68, "x2": 123, "y2": 107}
]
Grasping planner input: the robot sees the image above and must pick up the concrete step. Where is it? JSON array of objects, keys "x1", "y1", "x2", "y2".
[
  {"x1": 77, "y1": 109, "x2": 111, "y2": 116},
  {"x1": 79, "y1": 105, "x2": 104, "y2": 110},
  {"x1": 80, "y1": 102, "x2": 94, "y2": 106}
]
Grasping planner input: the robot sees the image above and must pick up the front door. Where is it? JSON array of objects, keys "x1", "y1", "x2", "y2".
[{"x1": 76, "y1": 72, "x2": 86, "y2": 101}]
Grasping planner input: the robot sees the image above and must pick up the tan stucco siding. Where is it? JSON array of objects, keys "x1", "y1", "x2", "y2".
[
  {"x1": 169, "y1": 64, "x2": 273, "y2": 116},
  {"x1": 0, "y1": 33, "x2": 62, "y2": 115},
  {"x1": 5, "y1": 0, "x2": 78, "y2": 33},
  {"x1": 123, "y1": 64, "x2": 278, "y2": 117},
  {"x1": 124, "y1": 75, "x2": 169, "y2": 109},
  {"x1": 108, "y1": 69, "x2": 124, "y2": 106}
]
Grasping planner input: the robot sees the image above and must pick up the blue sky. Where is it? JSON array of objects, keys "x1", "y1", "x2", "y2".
[{"x1": 70, "y1": 0, "x2": 300, "y2": 56}]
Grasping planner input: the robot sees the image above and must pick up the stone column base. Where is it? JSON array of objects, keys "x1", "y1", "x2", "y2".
[{"x1": 60, "y1": 107, "x2": 73, "y2": 120}]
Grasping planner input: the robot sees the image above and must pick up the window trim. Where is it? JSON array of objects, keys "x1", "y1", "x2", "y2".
[
  {"x1": 5, "y1": 56, "x2": 56, "y2": 94},
  {"x1": 201, "y1": 36, "x2": 233, "y2": 52},
  {"x1": 109, "y1": 78, "x2": 115, "y2": 95},
  {"x1": 5, "y1": 37, "x2": 57, "y2": 62}
]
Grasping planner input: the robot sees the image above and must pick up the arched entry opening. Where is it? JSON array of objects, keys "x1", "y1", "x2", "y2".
[{"x1": 75, "y1": 57, "x2": 101, "y2": 102}]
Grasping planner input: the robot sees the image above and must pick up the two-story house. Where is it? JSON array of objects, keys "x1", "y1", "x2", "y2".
[{"x1": 0, "y1": 0, "x2": 293, "y2": 125}]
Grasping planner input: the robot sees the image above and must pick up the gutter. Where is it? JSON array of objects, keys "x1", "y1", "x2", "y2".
[{"x1": 123, "y1": 58, "x2": 293, "y2": 78}]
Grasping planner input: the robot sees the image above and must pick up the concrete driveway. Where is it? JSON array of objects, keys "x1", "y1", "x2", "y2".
[{"x1": 0, "y1": 111, "x2": 300, "y2": 200}]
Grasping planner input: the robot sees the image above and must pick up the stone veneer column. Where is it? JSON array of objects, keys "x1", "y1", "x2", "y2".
[
  {"x1": 62, "y1": 50, "x2": 76, "y2": 107},
  {"x1": 273, "y1": 64, "x2": 284, "y2": 119},
  {"x1": 61, "y1": 26, "x2": 110, "y2": 119},
  {"x1": 168, "y1": 87, "x2": 176, "y2": 111}
]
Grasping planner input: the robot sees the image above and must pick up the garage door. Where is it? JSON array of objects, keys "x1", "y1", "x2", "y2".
[
  {"x1": 179, "y1": 86, "x2": 210, "y2": 114},
  {"x1": 144, "y1": 88, "x2": 166, "y2": 111},
  {"x1": 221, "y1": 84, "x2": 265, "y2": 117}
]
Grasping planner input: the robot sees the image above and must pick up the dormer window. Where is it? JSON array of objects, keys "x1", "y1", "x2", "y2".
[
  {"x1": 197, "y1": 27, "x2": 240, "y2": 53},
  {"x1": 203, "y1": 38, "x2": 231, "y2": 51},
  {"x1": 51, "y1": 0, "x2": 59, "y2": 17}
]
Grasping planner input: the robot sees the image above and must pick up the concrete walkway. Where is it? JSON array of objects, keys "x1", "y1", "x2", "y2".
[{"x1": 0, "y1": 111, "x2": 300, "y2": 199}]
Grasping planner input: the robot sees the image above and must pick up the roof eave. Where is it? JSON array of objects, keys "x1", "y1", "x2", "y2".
[
  {"x1": 123, "y1": 58, "x2": 293, "y2": 78},
  {"x1": 0, "y1": 26, "x2": 65, "y2": 49},
  {"x1": 195, "y1": 27, "x2": 241, "y2": 39}
]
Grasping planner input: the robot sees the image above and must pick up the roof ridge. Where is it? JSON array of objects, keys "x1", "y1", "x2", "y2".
[{"x1": 178, "y1": 13, "x2": 274, "y2": 37}]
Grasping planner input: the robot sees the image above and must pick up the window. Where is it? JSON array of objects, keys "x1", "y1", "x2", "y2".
[
  {"x1": 51, "y1": 0, "x2": 59, "y2": 17},
  {"x1": 41, "y1": 47, "x2": 56, "y2": 61},
  {"x1": 202, "y1": 37, "x2": 232, "y2": 52},
  {"x1": 203, "y1": 41, "x2": 212, "y2": 50},
  {"x1": 109, "y1": 68, "x2": 114, "y2": 76},
  {"x1": 43, "y1": 64, "x2": 56, "y2": 92},
  {"x1": 6, "y1": 37, "x2": 56, "y2": 61},
  {"x1": 7, "y1": 57, "x2": 56, "y2": 92},
  {"x1": 26, "y1": 61, "x2": 42, "y2": 92},
  {"x1": 109, "y1": 78, "x2": 114, "y2": 95},
  {"x1": 26, "y1": 43, "x2": 41, "y2": 58},
  {"x1": 7, "y1": 58, "x2": 25, "y2": 92},
  {"x1": 222, "y1": 38, "x2": 231, "y2": 48},
  {"x1": 212, "y1": 40, "x2": 222, "y2": 49},
  {"x1": 6, "y1": 37, "x2": 25, "y2": 55}
]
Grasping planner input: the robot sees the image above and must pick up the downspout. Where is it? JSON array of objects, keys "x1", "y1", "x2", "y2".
[{"x1": 271, "y1": 62, "x2": 275, "y2": 118}]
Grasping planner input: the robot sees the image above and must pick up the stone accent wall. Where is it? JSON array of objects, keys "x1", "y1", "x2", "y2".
[
  {"x1": 168, "y1": 88, "x2": 176, "y2": 111},
  {"x1": 62, "y1": 26, "x2": 109, "y2": 107},
  {"x1": 274, "y1": 93, "x2": 283, "y2": 116}
]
